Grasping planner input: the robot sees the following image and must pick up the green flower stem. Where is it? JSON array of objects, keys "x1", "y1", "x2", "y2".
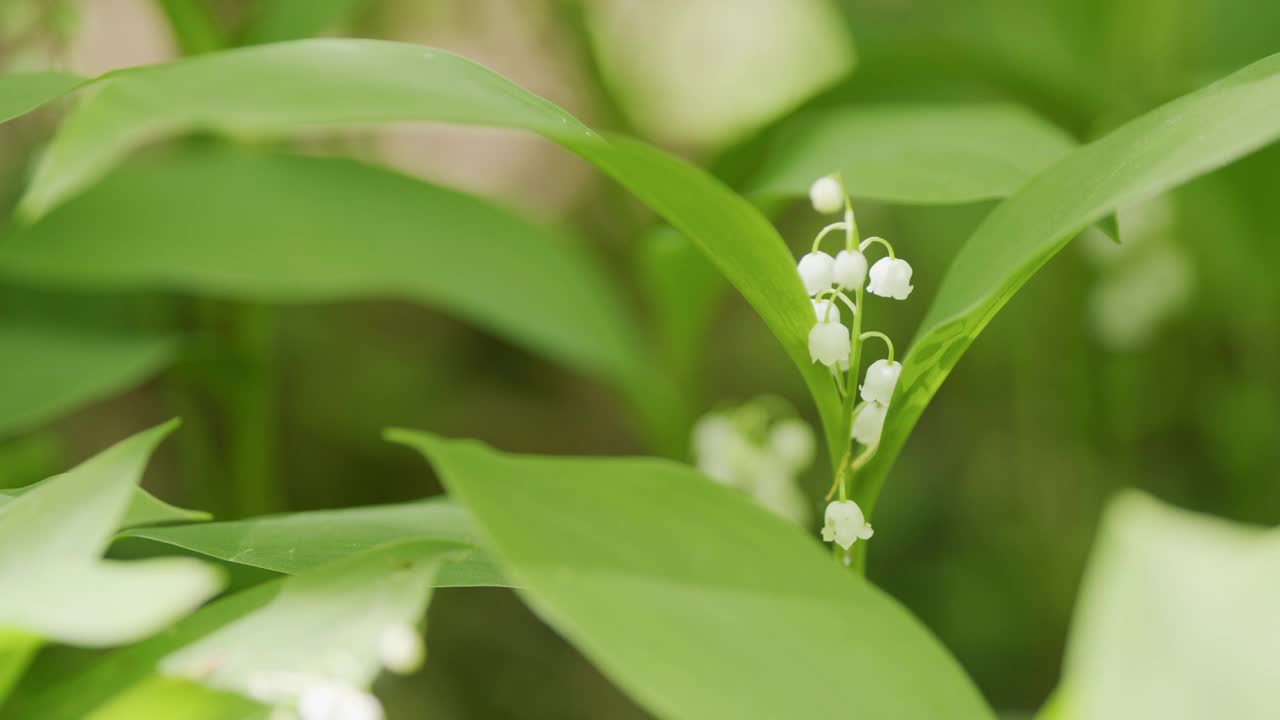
[
  {"x1": 858, "y1": 235, "x2": 895, "y2": 260},
  {"x1": 858, "y1": 331, "x2": 895, "y2": 364},
  {"x1": 226, "y1": 303, "x2": 282, "y2": 518}
]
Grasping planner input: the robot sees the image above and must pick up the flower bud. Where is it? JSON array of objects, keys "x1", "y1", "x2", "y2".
[
  {"x1": 809, "y1": 176, "x2": 844, "y2": 214},
  {"x1": 859, "y1": 359, "x2": 901, "y2": 405},
  {"x1": 808, "y1": 321, "x2": 850, "y2": 369},
  {"x1": 851, "y1": 402, "x2": 887, "y2": 446},
  {"x1": 378, "y1": 623, "x2": 424, "y2": 675},
  {"x1": 867, "y1": 257, "x2": 914, "y2": 300},
  {"x1": 797, "y1": 252, "x2": 835, "y2": 296},
  {"x1": 833, "y1": 249, "x2": 868, "y2": 290},
  {"x1": 297, "y1": 682, "x2": 384, "y2": 720},
  {"x1": 768, "y1": 418, "x2": 815, "y2": 471},
  {"x1": 821, "y1": 499, "x2": 874, "y2": 550}
]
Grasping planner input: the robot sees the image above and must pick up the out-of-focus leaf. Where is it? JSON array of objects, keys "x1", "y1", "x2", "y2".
[
  {"x1": 857, "y1": 50, "x2": 1280, "y2": 514},
  {"x1": 751, "y1": 104, "x2": 1076, "y2": 205},
  {"x1": 0, "y1": 147, "x2": 645, "y2": 389},
  {"x1": 1056, "y1": 492, "x2": 1280, "y2": 719},
  {"x1": 0, "y1": 324, "x2": 175, "y2": 438},
  {"x1": 240, "y1": 0, "x2": 369, "y2": 45},
  {"x1": 0, "y1": 73, "x2": 84, "y2": 124},
  {"x1": 15, "y1": 40, "x2": 838, "y2": 463},
  {"x1": 0, "y1": 629, "x2": 41, "y2": 705},
  {"x1": 160, "y1": 540, "x2": 455, "y2": 702},
  {"x1": 390, "y1": 431, "x2": 995, "y2": 720},
  {"x1": 0, "y1": 421, "x2": 222, "y2": 647},
  {"x1": 123, "y1": 498, "x2": 505, "y2": 587},
  {"x1": 86, "y1": 677, "x2": 262, "y2": 720},
  {"x1": 0, "y1": 484, "x2": 208, "y2": 530}
]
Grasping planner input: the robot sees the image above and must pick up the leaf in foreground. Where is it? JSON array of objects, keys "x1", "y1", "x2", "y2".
[{"x1": 390, "y1": 430, "x2": 995, "y2": 720}]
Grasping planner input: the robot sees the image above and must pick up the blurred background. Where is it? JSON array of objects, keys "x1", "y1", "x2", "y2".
[{"x1": 2, "y1": 1, "x2": 1279, "y2": 717}]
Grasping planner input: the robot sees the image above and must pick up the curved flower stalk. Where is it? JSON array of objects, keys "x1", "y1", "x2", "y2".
[{"x1": 794, "y1": 175, "x2": 913, "y2": 563}]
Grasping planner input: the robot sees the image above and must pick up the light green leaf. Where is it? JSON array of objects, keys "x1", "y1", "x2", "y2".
[
  {"x1": 0, "y1": 147, "x2": 644, "y2": 388},
  {"x1": 0, "y1": 72, "x2": 85, "y2": 124},
  {"x1": 1058, "y1": 492, "x2": 1280, "y2": 720},
  {"x1": 390, "y1": 430, "x2": 994, "y2": 720},
  {"x1": 19, "y1": 38, "x2": 596, "y2": 218},
  {"x1": 161, "y1": 540, "x2": 455, "y2": 700},
  {"x1": 0, "y1": 323, "x2": 176, "y2": 438},
  {"x1": 751, "y1": 104, "x2": 1076, "y2": 205},
  {"x1": 86, "y1": 677, "x2": 262, "y2": 720},
  {"x1": 858, "y1": 51, "x2": 1280, "y2": 513},
  {"x1": 14, "y1": 39, "x2": 833, "y2": 462},
  {"x1": 0, "y1": 629, "x2": 41, "y2": 704},
  {"x1": 0, "y1": 484, "x2": 208, "y2": 530},
  {"x1": 123, "y1": 498, "x2": 505, "y2": 587},
  {"x1": 0, "y1": 421, "x2": 222, "y2": 647}
]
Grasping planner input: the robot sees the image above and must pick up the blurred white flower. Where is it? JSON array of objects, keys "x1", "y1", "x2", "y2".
[
  {"x1": 808, "y1": 320, "x2": 851, "y2": 369},
  {"x1": 692, "y1": 415, "x2": 748, "y2": 485},
  {"x1": 809, "y1": 176, "x2": 844, "y2": 214},
  {"x1": 768, "y1": 418, "x2": 816, "y2": 471},
  {"x1": 797, "y1": 251, "x2": 835, "y2": 296},
  {"x1": 821, "y1": 500, "x2": 874, "y2": 550},
  {"x1": 378, "y1": 623, "x2": 424, "y2": 675},
  {"x1": 833, "y1": 249, "x2": 868, "y2": 290},
  {"x1": 851, "y1": 402, "x2": 887, "y2": 446},
  {"x1": 867, "y1": 257, "x2": 914, "y2": 300},
  {"x1": 750, "y1": 459, "x2": 812, "y2": 526},
  {"x1": 859, "y1": 359, "x2": 901, "y2": 405},
  {"x1": 297, "y1": 682, "x2": 383, "y2": 720}
]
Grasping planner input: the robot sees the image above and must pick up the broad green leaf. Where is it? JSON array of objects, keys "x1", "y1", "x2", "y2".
[
  {"x1": 0, "y1": 484, "x2": 208, "y2": 530},
  {"x1": 0, "y1": 323, "x2": 175, "y2": 438},
  {"x1": 240, "y1": 0, "x2": 369, "y2": 45},
  {"x1": 0, "y1": 147, "x2": 644, "y2": 388},
  {"x1": 161, "y1": 540, "x2": 455, "y2": 700},
  {"x1": 0, "y1": 421, "x2": 222, "y2": 646},
  {"x1": 123, "y1": 498, "x2": 505, "y2": 587},
  {"x1": 751, "y1": 104, "x2": 1076, "y2": 205},
  {"x1": 0, "y1": 72, "x2": 84, "y2": 124},
  {"x1": 857, "y1": 51, "x2": 1280, "y2": 514},
  {"x1": 390, "y1": 431, "x2": 994, "y2": 720},
  {"x1": 87, "y1": 677, "x2": 262, "y2": 720},
  {"x1": 14, "y1": 40, "x2": 835, "y2": 462},
  {"x1": 1057, "y1": 492, "x2": 1280, "y2": 720},
  {"x1": 0, "y1": 629, "x2": 41, "y2": 704},
  {"x1": 19, "y1": 39, "x2": 597, "y2": 217}
]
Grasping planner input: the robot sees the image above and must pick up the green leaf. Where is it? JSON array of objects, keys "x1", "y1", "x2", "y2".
[
  {"x1": 86, "y1": 677, "x2": 262, "y2": 720},
  {"x1": 19, "y1": 39, "x2": 596, "y2": 218},
  {"x1": 0, "y1": 629, "x2": 41, "y2": 704},
  {"x1": 0, "y1": 146, "x2": 644, "y2": 388},
  {"x1": 123, "y1": 498, "x2": 505, "y2": 587},
  {"x1": 0, "y1": 72, "x2": 85, "y2": 124},
  {"x1": 14, "y1": 39, "x2": 834, "y2": 461},
  {"x1": 751, "y1": 104, "x2": 1077, "y2": 205},
  {"x1": 161, "y1": 540, "x2": 455, "y2": 700},
  {"x1": 0, "y1": 484, "x2": 208, "y2": 531},
  {"x1": 857, "y1": 51, "x2": 1280, "y2": 513},
  {"x1": 390, "y1": 430, "x2": 994, "y2": 720},
  {"x1": 0, "y1": 421, "x2": 222, "y2": 647},
  {"x1": 1057, "y1": 492, "x2": 1280, "y2": 719},
  {"x1": 0, "y1": 323, "x2": 176, "y2": 438},
  {"x1": 240, "y1": 0, "x2": 369, "y2": 45}
]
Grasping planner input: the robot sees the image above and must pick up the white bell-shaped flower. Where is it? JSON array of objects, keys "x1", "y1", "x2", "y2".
[
  {"x1": 866, "y1": 257, "x2": 914, "y2": 300},
  {"x1": 851, "y1": 402, "x2": 887, "y2": 446},
  {"x1": 767, "y1": 418, "x2": 815, "y2": 471},
  {"x1": 797, "y1": 252, "x2": 835, "y2": 296},
  {"x1": 859, "y1": 359, "x2": 901, "y2": 405},
  {"x1": 297, "y1": 682, "x2": 383, "y2": 720},
  {"x1": 809, "y1": 176, "x2": 844, "y2": 214},
  {"x1": 378, "y1": 623, "x2": 424, "y2": 675},
  {"x1": 811, "y1": 298, "x2": 838, "y2": 322},
  {"x1": 821, "y1": 500, "x2": 874, "y2": 550},
  {"x1": 833, "y1": 249, "x2": 868, "y2": 291},
  {"x1": 808, "y1": 320, "x2": 850, "y2": 369}
]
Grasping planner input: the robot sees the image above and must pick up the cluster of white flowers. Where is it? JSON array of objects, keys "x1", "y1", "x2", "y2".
[
  {"x1": 691, "y1": 401, "x2": 816, "y2": 526},
  {"x1": 797, "y1": 175, "x2": 918, "y2": 552},
  {"x1": 247, "y1": 623, "x2": 425, "y2": 720}
]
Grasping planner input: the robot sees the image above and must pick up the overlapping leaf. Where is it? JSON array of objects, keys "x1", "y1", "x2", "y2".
[{"x1": 0, "y1": 73, "x2": 84, "y2": 124}]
